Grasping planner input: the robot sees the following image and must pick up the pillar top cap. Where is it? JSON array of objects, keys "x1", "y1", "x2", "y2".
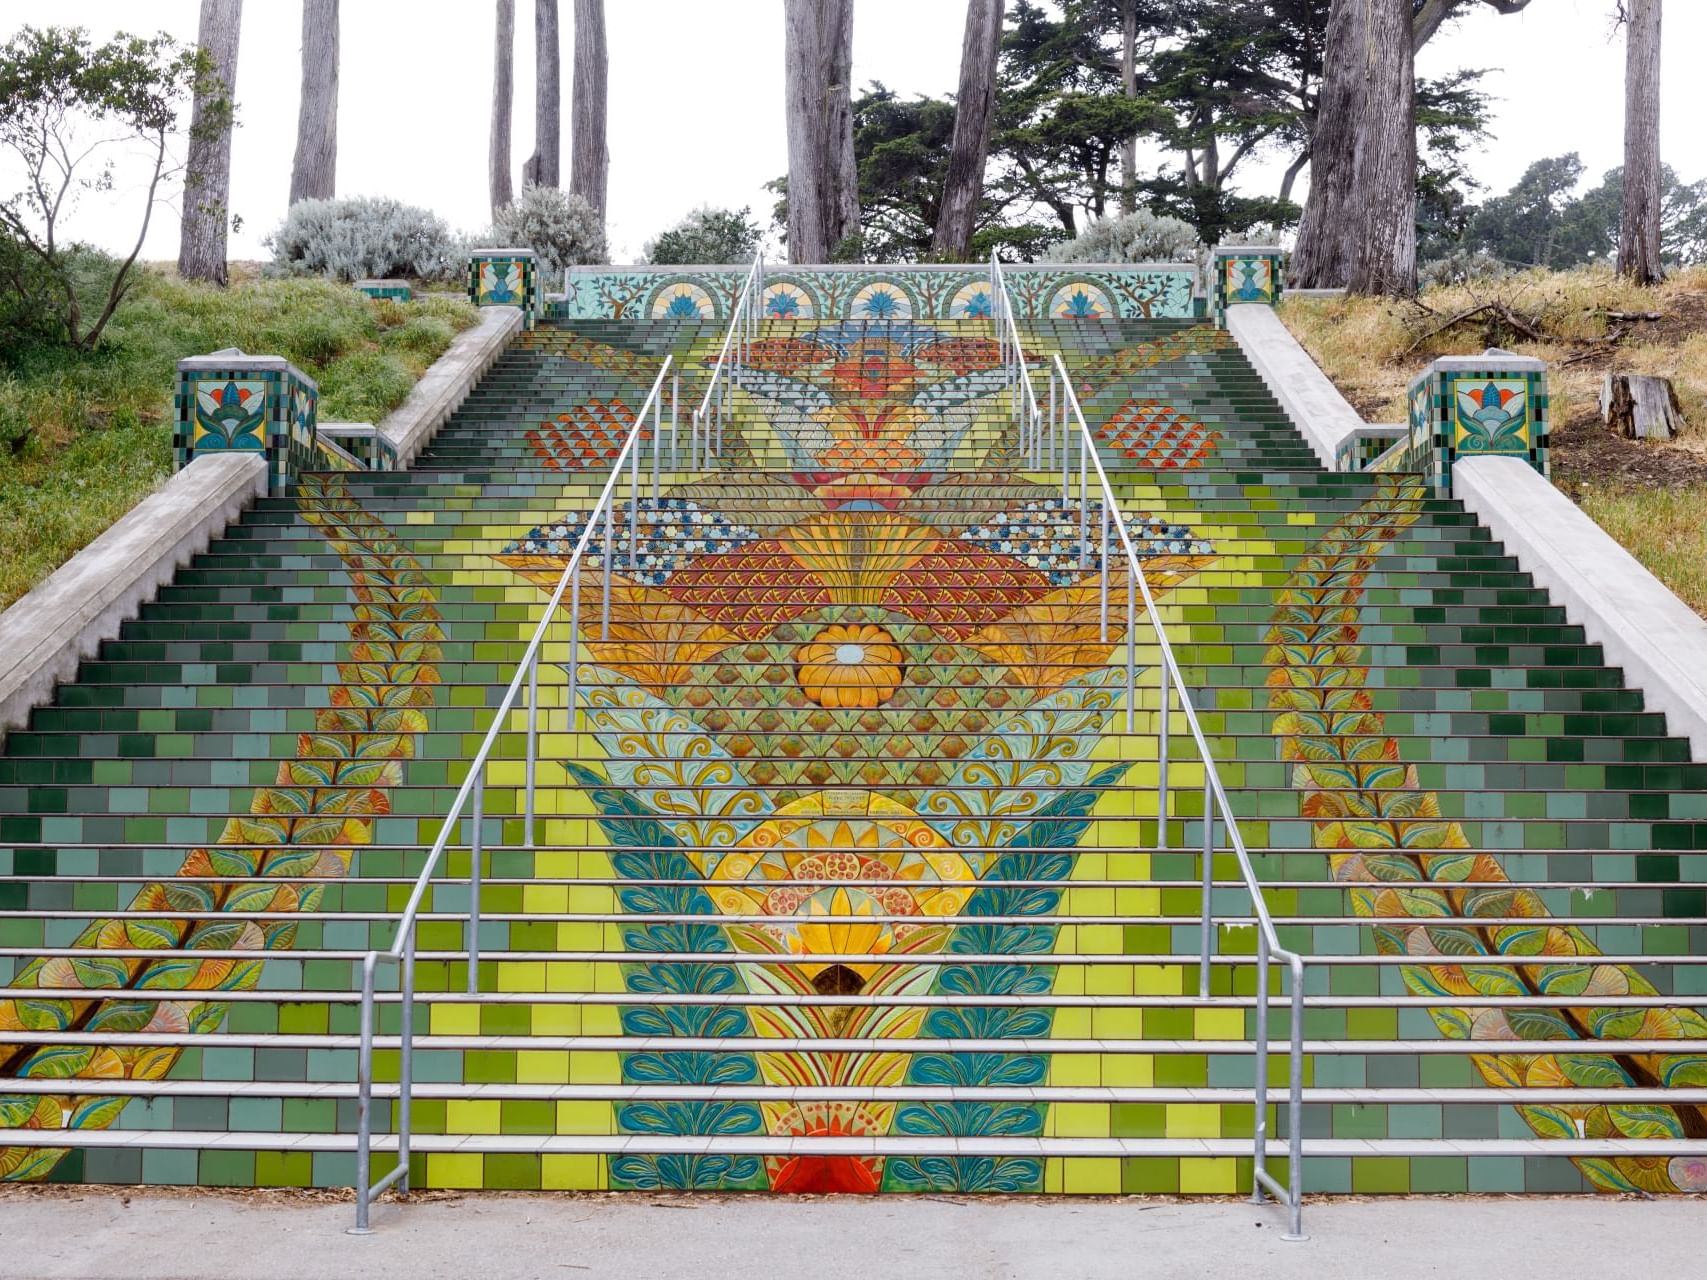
[{"x1": 176, "y1": 349, "x2": 317, "y2": 390}]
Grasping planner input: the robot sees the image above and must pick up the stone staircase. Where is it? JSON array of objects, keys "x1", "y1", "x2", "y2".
[{"x1": 2, "y1": 311, "x2": 1704, "y2": 1204}]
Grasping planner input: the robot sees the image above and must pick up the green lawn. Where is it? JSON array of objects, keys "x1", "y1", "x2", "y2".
[
  {"x1": 0, "y1": 270, "x2": 475, "y2": 608},
  {"x1": 1576, "y1": 484, "x2": 1707, "y2": 617}
]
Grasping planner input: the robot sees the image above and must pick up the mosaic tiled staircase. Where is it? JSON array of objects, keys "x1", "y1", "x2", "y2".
[{"x1": 3, "y1": 313, "x2": 1706, "y2": 1201}]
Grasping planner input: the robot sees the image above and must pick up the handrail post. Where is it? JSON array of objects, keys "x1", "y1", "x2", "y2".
[
  {"x1": 466, "y1": 765, "x2": 484, "y2": 995},
  {"x1": 1251, "y1": 929, "x2": 1271, "y2": 1205},
  {"x1": 628, "y1": 434, "x2": 640, "y2": 569},
  {"x1": 651, "y1": 387, "x2": 662, "y2": 504},
  {"x1": 1126, "y1": 573, "x2": 1137, "y2": 734},
  {"x1": 1157, "y1": 657, "x2": 1171, "y2": 851},
  {"x1": 1285, "y1": 955, "x2": 1308, "y2": 1241},
  {"x1": 1078, "y1": 434, "x2": 1089, "y2": 567},
  {"x1": 524, "y1": 650, "x2": 538, "y2": 847},
  {"x1": 349, "y1": 951, "x2": 379, "y2": 1235},
  {"x1": 1200, "y1": 774, "x2": 1213, "y2": 1000},
  {"x1": 398, "y1": 935, "x2": 417, "y2": 1191}
]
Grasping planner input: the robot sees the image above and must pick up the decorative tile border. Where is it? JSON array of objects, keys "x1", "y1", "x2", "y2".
[
  {"x1": 469, "y1": 248, "x2": 538, "y2": 329},
  {"x1": 355, "y1": 279, "x2": 412, "y2": 303},
  {"x1": 548, "y1": 264, "x2": 1199, "y2": 321},
  {"x1": 1210, "y1": 246, "x2": 1286, "y2": 323},
  {"x1": 173, "y1": 350, "x2": 319, "y2": 496},
  {"x1": 1405, "y1": 353, "x2": 1549, "y2": 494}
]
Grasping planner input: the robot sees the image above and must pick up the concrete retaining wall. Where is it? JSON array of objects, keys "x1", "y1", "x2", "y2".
[
  {"x1": 379, "y1": 305, "x2": 522, "y2": 467},
  {"x1": 1226, "y1": 303, "x2": 1367, "y2": 469},
  {"x1": 1457, "y1": 456, "x2": 1707, "y2": 758},
  {"x1": 0, "y1": 453, "x2": 268, "y2": 735}
]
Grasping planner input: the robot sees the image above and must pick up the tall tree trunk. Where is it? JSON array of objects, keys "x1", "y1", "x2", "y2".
[
  {"x1": 931, "y1": 0, "x2": 1005, "y2": 260},
  {"x1": 1618, "y1": 0, "x2": 1664, "y2": 284},
  {"x1": 524, "y1": 0, "x2": 562, "y2": 187},
  {"x1": 491, "y1": 0, "x2": 514, "y2": 218},
  {"x1": 569, "y1": 0, "x2": 608, "y2": 216},
  {"x1": 1119, "y1": 0, "x2": 1137, "y2": 215},
  {"x1": 785, "y1": 0, "x2": 856, "y2": 263},
  {"x1": 1292, "y1": 0, "x2": 1416, "y2": 295},
  {"x1": 820, "y1": 0, "x2": 858, "y2": 256},
  {"x1": 784, "y1": 0, "x2": 826, "y2": 263},
  {"x1": 289, "y1": 0, "x2": 338, "y2": 205},
  {"x1": 178, "y1": 0, "x2": 241, "y2": 284}
]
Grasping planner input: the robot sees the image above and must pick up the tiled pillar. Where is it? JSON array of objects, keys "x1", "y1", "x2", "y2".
[
  {"x1": 1406, "y1": 351, "x2": 1550, "y2": 495},
  {"x1": 1210, "y1": 246, "x2": 1286, "y2": 324},
  {"x1": 355, "y1": 278, "x2": 412, "y2": 303},
  {"x1": 174, "y1": 349, "x2": 318, "y2": 494},
  {"x1": 468, "y1": 248, "x2": 538, "y2": 329}
]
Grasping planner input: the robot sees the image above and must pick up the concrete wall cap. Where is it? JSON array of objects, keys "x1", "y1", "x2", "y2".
[
  {"x1": 176, "y1": 349, "x2": 317, "y2": 390},
  {"x1": 470, "y1": 247, "x2": 536, "y2": 257}
]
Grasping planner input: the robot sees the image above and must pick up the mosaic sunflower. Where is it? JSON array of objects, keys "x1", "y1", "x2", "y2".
[{"x1": 794, "y1": 623, "x2": 904, "y2": 709}]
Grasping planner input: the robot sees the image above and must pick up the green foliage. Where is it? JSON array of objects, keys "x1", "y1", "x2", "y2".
[
  {"x1": 1449, "y1": 155, "x2": 1707, "y2": 271},
  {"x1": 0, "y1": 267, "x2": 475, "y2": 607},
  {"x1": 1042, "y1": 209, "x2": 1200, "y2": 263},
  {"x1": 644, "y1": 206, "x2": 763, "y2": 265},
  {"x1": 0, "y1": 25, "x2": 224, "y2": 349},
  {"x1": 265, "y1": 196, "x2": 464, "y2": 283},
  {"x1": 489, "y1": 184, "x2": 608, "y2": 277}
]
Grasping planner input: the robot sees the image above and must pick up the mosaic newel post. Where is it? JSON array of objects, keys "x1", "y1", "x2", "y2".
[
  {"x1": 173, "y1": 348, "x2": 318, "y2": 495},
  {"x1": 469, "y1": 247, "x2": 539, "y2": 329},
  {"x1": 1405, "y1": 351, "x2": 1550, "y2": 495},
  {"x1": 1210, "y1": 246, "x2": 1286, "y2": 324}
]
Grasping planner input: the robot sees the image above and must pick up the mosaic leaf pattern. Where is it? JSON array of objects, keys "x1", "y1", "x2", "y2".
[
  {"x1": 1266, "y1": 478, "x2": 1707, "y2": 1195},
  {"x1": 0, "y1": 475, "x2": 442, "y2": 1181}
]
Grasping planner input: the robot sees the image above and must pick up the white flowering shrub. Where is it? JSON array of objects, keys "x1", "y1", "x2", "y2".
[
  {"x1": 1043, "y1": 210, "x2": 1202, "y2": 265},
  {"x1": 489, "y1": 184, "x2": 608, "y2": 277},
  {"x1": 264, "y1": 197, "x2": 463, "y2": 282}
]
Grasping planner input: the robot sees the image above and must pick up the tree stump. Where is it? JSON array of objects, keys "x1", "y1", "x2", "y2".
[{"x1": 1601, "y1": 373, "x2": 1686, "y2": 440}]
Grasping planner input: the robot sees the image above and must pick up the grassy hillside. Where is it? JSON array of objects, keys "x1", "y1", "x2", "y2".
[
  {"x1": 0, "y1": 268, "x2": 475, "y2": 608},
  {"x1": 1279, "y1": 265, "x2": 1707, "y2": 613}
]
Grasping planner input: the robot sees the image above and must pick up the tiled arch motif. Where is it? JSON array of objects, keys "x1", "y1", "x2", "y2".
[{"x1": 553, "y1": 266, "x2": 1200, "y2": 321}]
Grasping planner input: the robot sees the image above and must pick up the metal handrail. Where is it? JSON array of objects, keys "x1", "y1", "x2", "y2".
[
  {"x1": 691, "y1": 254, "x2": 765, "y2": 465},
  {"x1": 1051, "y1": 352, "x2": 1308, "y2": 1242},
  {"x1": 989, "y1": 251, "x2": 1045, "y2": 465},
  {"x1": 349, "y1": 355, "x2": 675, "y2": 1234}
]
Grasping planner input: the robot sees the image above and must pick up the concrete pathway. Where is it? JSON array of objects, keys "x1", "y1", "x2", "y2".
[{"x1": 0, "y1": 1188, "x2": 1686, "y2": 1279}]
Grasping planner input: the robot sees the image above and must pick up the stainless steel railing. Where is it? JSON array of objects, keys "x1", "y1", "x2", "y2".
[
  {"x1": 1051, "y1": 355, "x2": 1308, "y2": 1241},
  {"x1": 691, "y1": 255, "x2": 765, "y2": 465},
  {"x1": 986, "y1": 257, "x2": 1307, "y2": 1239},
  {"x1": 349, "y1": 355, "x2": 675, "y2": 1234}
]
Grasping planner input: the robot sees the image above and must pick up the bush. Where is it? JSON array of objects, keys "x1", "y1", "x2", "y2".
[
  {"x1": 0, "y1": 235, "x2": 118, "y2": 362},
  {"x1": 644, "y1": 206, "x2": 763, "y2": 265},
  {"x1": 1043, "y1": 210, "x2": 1202, "y2": 265},
  {"x1": 488, "y1": 184, "x2": 608, "y2": 278},
  {"x1": 1420, "y1": 249, "x2": 1513, "y2": 289},
  {"x1": 264, "y1": 197, "x2": 463, "y2": 283}
]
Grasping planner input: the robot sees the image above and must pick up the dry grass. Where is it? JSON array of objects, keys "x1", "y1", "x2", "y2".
[
  {"x1": 1278, "y1": 264, "x2": 1707, "y2": 433},
  {"x1": 1278, "y1": 265, "x2": 1707, "y2": 617}
]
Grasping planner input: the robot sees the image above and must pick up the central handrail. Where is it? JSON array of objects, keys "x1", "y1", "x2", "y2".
[
  {"x1": 1051, "y1": 352, "x2": 1308, "y2": 1242},
  {"x1": 349, "y1": 354, "x2": 674, "y2": 1234},
  {"x1": 691, "y1": 254, "x2": 765, "y2": 465},
  {"x1": 985, "y1": 257, "x2": 1306, "y2": 1241}
]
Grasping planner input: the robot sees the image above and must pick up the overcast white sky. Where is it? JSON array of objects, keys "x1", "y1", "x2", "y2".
[{"x1": 7, "y1": 0, "x2": 1706, "y2": 263}]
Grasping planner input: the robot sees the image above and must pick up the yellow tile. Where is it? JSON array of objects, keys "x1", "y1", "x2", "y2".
[
  {"x1": 570, "y1": 1051, "x2": 622, "y2": 1084},
  {"x1": 1115, "y1": 886, "x2": 1160, "y2": 914},
  {"x1": 1047, "y1": 1054, "x2": 1100, "y2": 1086},
  {"x1": 497, "y1": 962, "x2": 547, "y2": 993},
  {"x1": 555, "y1": 1099, "x2": 614, "y2": 1135},
  {"x1": 431, "y1": 1003, "x2": 481, "y2": 1036},
  {"x1": 1052, "y1": 1007, "x2": 1092, "y2": 1038},
  {"x1": 1134, "y1": 964, "x2": 1185, "y2": 995},
  {"x1": 1180, "y1": 1158, "x2": 1239, "y2": 1194},
  {"x1": 1064, "y1": 1158, "x2": 1121, "y2": 1194},
  {"x1": 522, "y1": 884, "x2": 569, "y2": 914},
  {"x1": 1165, "y1": 1104, "x2": 1222, "y2": 1139},
  {"x1": 446, "y1": 1100, "x2": 503, "y2": 1135},
  {"x1": 1193, "y1": 1006, "x2": 1245, "y2": 1041},
  {"x1": 542, "y1": 1154, "x2": 603, "y2": 1191},
  {"x1": 582, "y1": 1004, "x2": 623, "y2": 1035},
  {"x1": 531, "y1": 1003, "x2": 582, "y2": 1035},
  {"x1": 1090, "y1": 1006, "x2": 1141, "y2": 1039},
  {"x1": 1053, "y1": 1103, "x2": 1110, "y2": 1138},
  {"x1": 426, "y1": 1152, "x2": 487, "y2": 1189},
  {"x1": 515, "y1": 1050, "x2": 571, "y2": 1084},
  {"x1": 1086, "y1": 964, "x2": 1134, "y2": 996},
  {"x1": 1079, "y1": 924, "x2": 1122, "y2": 953},
  {"x1": 547, "y1": 962, "x2": 597, "y2": 992},
  {"x1": 555, "y1": 922, "x2": 604, "y2": 950},
  {"x1": 1099, "y1": 1055, "x2": 1155, "y2": 1087}
]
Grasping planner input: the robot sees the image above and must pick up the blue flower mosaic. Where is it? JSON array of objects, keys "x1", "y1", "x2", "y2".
[
  {"x1": 958, "y1": 500, "x2": 1211, "y2": 585},
  {"x1": 502, "y1": 497, "x2": 760, "y2": 587}
]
